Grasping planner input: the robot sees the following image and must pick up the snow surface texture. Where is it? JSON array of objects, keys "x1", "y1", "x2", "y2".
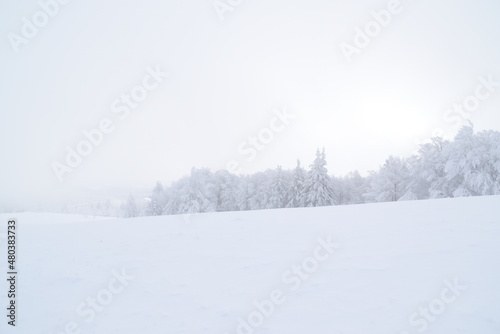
[{"x1": 0, "y1": 196, "x2": 499, "y2": 334}]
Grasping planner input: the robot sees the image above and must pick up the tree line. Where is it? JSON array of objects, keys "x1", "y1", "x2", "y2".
[{"x1": 121, "y1": 126, "x2": 500, "y2": 217}]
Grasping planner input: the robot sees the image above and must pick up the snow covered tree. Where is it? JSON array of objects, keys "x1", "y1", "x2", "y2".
[
  {"x1": 331, "y1": 175, "x2": 345, "y2": 205},
  {"x1": 122, "y1": 194, "x2": 138, "y2": 218},
  {"x1": 214, "y1": 170, "x2": 239, "y2": 212},
  {"x1": 472, "y1": 129, "x2": 500, "y2": 195},
  {"x1": 442, "y1": 126, "x2": 500, "y2": 197},
  {"x1": 403, "y1": 137, "x2": 450, "y2": 199},
  {"x1": 247, "y1": 171, "x2": 271, "y2": 210},
  {"x1": 266, "y1": 166, "x2": 290, "y2": 209},
  {"x1": 236, "y1": 176, "x2": 251, "y2": 211},
  {"x1": 287, "y1": 160, "x2": 306, "y2": 208},
  {"x1": 177, "y1": 168, "x2": 216, "y2": 214},
  {"x1": 365, "y1": 156, "x2": 410, "y2": 202},
  {"x1": 163, "y1": 178, "x2": 185, "y2": 215},
  {"x1": 147, "y1": 181, "x2": 166, "y2": 216},
  {"x1": 334, "y1": 171, "x2": 369, "y2": 205},
  {"x1": 303, "y1": 149, "x2": 334, "y2": 207}
]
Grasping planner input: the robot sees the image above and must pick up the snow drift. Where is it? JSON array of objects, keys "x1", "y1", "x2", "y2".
[{"x1": 0, "y1": 195, "x2": 499, "y2": 334}]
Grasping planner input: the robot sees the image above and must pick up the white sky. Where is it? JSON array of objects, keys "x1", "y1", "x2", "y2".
[{"x1": 1, "y1": 0, "x2": 500, "y2": 208}]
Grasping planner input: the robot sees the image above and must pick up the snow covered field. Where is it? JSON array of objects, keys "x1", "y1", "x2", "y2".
[{"x1": 1, "y1": 196, "x2": 499, "y2": 334}]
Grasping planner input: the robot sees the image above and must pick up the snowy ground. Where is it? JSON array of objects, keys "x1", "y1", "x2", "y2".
[{"x1": 0, "y1": 196, "x2": 499, "y2": 334}]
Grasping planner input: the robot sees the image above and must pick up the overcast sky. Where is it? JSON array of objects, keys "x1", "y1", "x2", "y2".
[{"x1": 1, "y1": 0, "x2": 500, "y2": 208}]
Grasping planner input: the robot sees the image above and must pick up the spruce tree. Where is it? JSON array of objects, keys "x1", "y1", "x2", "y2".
[
  {"x1": 287, "y1": 160, "x2": 306, "y2": 208},
  {"x1": 303, "y1": 148, "x2": 334, "y2": 207},
  {"x1": 267, "y1": 166, "x2": 289, "y2": 209}
]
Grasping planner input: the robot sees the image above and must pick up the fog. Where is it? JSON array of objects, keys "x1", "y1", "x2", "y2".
[{"x1": 1, "y1": 0, "x2": 500, "y2": 211}]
